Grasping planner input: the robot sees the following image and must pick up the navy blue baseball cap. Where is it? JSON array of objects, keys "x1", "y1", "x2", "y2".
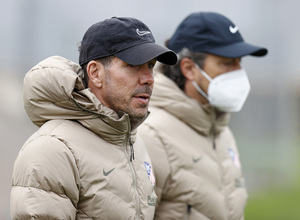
[
  {"x1": 167, "y1": 12, "x2": 268, "y2": 58},
  {"x1": 79, "y1": 17, "x2": 177, "y2": 66}
]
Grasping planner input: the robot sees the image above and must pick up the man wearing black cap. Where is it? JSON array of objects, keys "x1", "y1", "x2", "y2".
[
  {"x1": 138, "y1": 12, "x2": 268, "y2": 220},
  {"x1": 10, "y1": 17, "x2": 177, "y2": 219}
]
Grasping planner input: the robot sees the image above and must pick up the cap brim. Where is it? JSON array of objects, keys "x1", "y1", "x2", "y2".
[
  {"x1": 207, "y1": 41, "x2": 268, "y2": 58},
  {"x1": 115, "y1": 42, "x2": 177, "y2": 65}
]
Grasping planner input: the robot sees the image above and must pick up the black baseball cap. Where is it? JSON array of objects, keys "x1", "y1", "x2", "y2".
[
  {"x1": 167, "y1": 12, "x2": 268, "y2": 58},
  {"x1": 79, "y1": 17, "x2": 177, "y2": 66}
]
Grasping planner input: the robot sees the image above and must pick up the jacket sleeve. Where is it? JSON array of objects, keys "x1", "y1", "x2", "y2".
[
  {"x1": 138, "y1": 124, "x2": 171, "y2": 206},
  {"x1": 10, "y1": 135, "x2": 80, "y2": 220}
]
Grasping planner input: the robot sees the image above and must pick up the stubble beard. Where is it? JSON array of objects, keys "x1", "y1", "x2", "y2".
[
  {"x1": 104, "y1": 85, "x2": 151, "y2": 120},
  {"x1": 103, "y1": 69, "x2": 151, "y2": 124}
]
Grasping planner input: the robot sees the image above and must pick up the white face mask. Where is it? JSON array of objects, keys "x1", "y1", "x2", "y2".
[{"x1": 192, "y1": 65, "x2": 251, "y2": 112}]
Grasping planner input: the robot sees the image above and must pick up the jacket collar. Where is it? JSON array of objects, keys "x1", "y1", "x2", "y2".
[
  {"x1": 23, "y1": 56, "x2": 146, "y2": 145},
  {"x1": 149, "y1": 70, "x2": 230, "y2": 136}
]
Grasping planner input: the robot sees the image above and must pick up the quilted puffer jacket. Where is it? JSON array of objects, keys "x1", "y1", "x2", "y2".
[
  {"x1": 10, "y1": 56, "x2": 157, "y2": 220},
  {"x1": 138, "y1": 70, "x2": 248, "y2": 220}
]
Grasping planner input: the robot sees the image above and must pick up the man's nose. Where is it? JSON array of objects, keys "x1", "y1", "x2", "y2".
[
  {"x1": 140, "y1": 66, "x2": 154, "y2": 86},
  {"x1": 232, "y1": 59, "x2": 242, "y2": 71}
]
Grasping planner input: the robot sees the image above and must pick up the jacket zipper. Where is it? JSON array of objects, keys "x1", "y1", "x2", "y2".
[
  {"x1": 129, "y1": 138, "x2": 135, "y2": 162},
  {"x1": 211, "y1": 110, "x2": 229, "y2": 219},
  {"x1": 183, "y1": 204, "x2": 191, "y2": 220},
  {"x1": 123, "y1": 120, "x2": 140, "y2": 220}
]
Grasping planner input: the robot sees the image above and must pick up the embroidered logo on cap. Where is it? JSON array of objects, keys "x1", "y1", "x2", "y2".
[
  {"x1": 136, "y1": 28, "x2": 151, "y2": 36},
  {"x1": 144, "y1": 161, "x2": 155, "y2": 186},
  {"x1": 229, "y1": 25, "x2": 239, "y2": 34}
]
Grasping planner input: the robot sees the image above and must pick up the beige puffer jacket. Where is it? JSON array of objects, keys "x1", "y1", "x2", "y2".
[
  {"x1": 10, "y1": 56, "x2": 157, "y2": 220},
  {"x1": 138, "y1": 71, "x2": 248, "y2": 220}
]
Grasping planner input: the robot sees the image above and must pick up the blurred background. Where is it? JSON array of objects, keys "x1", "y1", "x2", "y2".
[{"x1": 1, "y1": 0, "x2": 299, "y2": 219}]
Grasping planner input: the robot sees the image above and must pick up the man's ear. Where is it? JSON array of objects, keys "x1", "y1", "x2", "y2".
[
  {"x1": 180, "y1": 58, "x2": 197, "y2": 80},
  {"x1": 86, "y1": 60, "x2": 103, "y2": 88}
]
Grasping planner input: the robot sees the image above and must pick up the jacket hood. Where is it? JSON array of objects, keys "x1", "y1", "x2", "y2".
[
  {"x1": 23, "y1": 56, "x2": 144, "y2": 144},
  {"x1": 149, "y1": 67, "x2": 230, "y2": 136}
]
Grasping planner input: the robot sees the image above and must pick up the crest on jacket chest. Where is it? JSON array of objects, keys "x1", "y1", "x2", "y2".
[
  {"x1": 144, "y1": 161, "x2": 155, "y2": 186},
  {"x1": 228, "y1": 148, "x2": 241, "y2": 169}
]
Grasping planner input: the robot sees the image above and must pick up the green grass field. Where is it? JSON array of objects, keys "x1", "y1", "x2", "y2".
[
  {"x1": 245, "y1": 147, "x2": 300, "y2": 220},
  {"x1": 245, "y1": 185, "x2": 300, "y2": 220}
]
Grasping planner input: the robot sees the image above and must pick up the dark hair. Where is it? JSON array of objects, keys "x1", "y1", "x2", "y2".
[
  {"x1": 81, "y1": 56, "x2": 114, "y2": 88},
  {"x1": 78, "y1": 41, "x2": 114, "y2": 88},
  {"x1": 160, "y1": 44, "x2": 207, "y2": 91}
]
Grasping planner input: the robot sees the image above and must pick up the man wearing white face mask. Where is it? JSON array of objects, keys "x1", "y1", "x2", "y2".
[
  {"x1": 138, "y1": 12, "x2": 268, "y2": 220},
  {"x1": 192, "y1": 63, "x2": 251, "y2": 112}
]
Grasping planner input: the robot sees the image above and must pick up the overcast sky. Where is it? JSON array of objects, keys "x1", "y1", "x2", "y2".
[{"x1": 1, "y1": 0, "x2": 299, "y2": 81}]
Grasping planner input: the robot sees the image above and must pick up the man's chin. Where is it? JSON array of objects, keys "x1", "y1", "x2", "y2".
[
  {"x1": 131, "y1": 108, "x2": 149, "y2": 117},
  {"x1": 130, "y1": 111, "x2": 148, "y2": 119},
  {"x1": 129, "y1": 111, "x2": 149, "y2": 130},
  {"x1": 129, "y1": 105, "x2": 149, "y2": 117}
]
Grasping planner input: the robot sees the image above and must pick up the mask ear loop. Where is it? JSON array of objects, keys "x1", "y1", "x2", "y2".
[
  {"x1": 192, "y1": 81, "x2": 208, "y2": 99},
  {"x1": 195, "y1": 64, "x2": 212, "y2": 82},
  {"x1": 192, "y1": 64, "x2": 212, "y2": 100}
]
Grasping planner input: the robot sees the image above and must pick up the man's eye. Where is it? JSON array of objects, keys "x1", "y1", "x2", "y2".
[
  {"x1": 148, "y1": 61, "x2": 156, "y2": 69},
  {"x1": 223, "y1": 61, "x2": 233, "y2": 65}
]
